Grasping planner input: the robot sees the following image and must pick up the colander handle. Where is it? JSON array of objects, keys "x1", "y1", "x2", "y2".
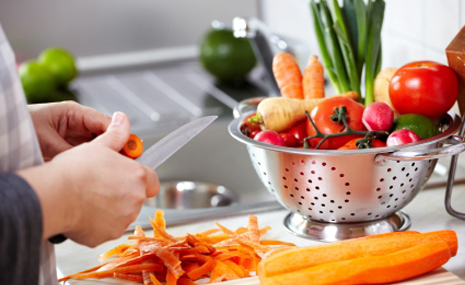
[{"x1": 233, "y1": 97, "x2": 267, "y2": 118}]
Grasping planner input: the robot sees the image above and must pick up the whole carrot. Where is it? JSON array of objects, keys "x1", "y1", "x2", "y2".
[
  {"x1": 272, "y1": 53, "x2": 304, "y2": 99},
  {"x1": 303, "y1": 55, "x2": 325, "y2": 99}
]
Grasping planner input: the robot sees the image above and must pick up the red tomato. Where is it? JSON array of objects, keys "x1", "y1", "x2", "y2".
[
  {"x1": 306, "y1": 97, "x2": 366, "y2": 149},
  {"x1": 280, "y1": 132, "x2": 299, "y2": 147},
  {"x1": 389, "y1": 61, "x2": 458, "y2": 119},
  {"x1": 289, "y1": 121, "x2": 307, "y2": 145},
  {"x1": 338, "y1": 138, "x2": 386, "y2": 150},
  {"x1": 240, "y1": 112, "x2": 262, "y2": 138}
]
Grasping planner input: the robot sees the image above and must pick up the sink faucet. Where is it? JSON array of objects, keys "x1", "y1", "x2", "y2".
[{"x1": 232, "y1": 17, "x2": 290, "y2": 96}]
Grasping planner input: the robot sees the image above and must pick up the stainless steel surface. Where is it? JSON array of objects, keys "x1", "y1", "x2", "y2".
[
  {"x1": 144, "y1": 180, "x2": 236, "y2": 209},
  {"x1": 136, "y1": 116, "x2": 217, "y2": 169},
  {"x1": 229, "y1": 97, "x2": 463, "y2": 239},
  {"x1": 283, "y1": 211, "x2": 411, "y2": 242}
]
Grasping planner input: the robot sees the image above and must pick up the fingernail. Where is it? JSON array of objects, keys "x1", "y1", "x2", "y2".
[{"x1": 111, "y1": 112, "x2": 124, "y2": 125}]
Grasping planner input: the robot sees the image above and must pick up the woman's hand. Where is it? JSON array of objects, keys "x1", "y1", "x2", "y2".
[
  {"x1": 18, "y1": 112, "x2": 160, "y2": 247},
  {"x1": 28, "y1": 101, "x2": 112, "y2": 161}
]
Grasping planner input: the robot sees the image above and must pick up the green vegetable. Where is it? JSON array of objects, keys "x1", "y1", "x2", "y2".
[{"x1": 309, "y1": 0, "x2": 385, "y2": 106}]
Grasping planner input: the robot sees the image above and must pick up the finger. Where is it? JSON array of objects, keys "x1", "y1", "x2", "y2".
[
  {"x1": 144, "y1": 166, "x2": 160, "y2": 198},
  {"x1": 91, "y1": 112, "x2": 130, "y2": 151},
  {"x1": 41, "y1": 128, "x2": 74, "y2": 158},
  {"x1": 68, "y1": 103, "x2": 112, "y2": 135}
]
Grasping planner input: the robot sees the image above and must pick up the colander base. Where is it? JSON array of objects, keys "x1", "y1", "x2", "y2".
[{"x1": 284, "y1": 211, "x2": 411, "y2": 242}]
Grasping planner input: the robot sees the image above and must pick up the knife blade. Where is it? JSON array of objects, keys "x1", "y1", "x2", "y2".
[{"x1": 136, "y1": 116, "x2": 217, "y2": 169}]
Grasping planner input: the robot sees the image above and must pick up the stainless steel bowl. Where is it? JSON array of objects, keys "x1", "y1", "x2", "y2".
[
  {"x1": 229, "y1": 97, "x2": 465, "y2": 241},
  {"x1": 145, "y1": 181, "x2": 236, "y2": 209}
]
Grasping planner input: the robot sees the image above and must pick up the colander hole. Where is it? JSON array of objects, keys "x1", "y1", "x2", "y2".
[
  {"x1": 258, "y1": 162, "x2": 261, "y2": 165},
  {"x1": 406, "y1": 173, "x2": 410, "y2": 177},
  {"x1": 285, "y1": 168, "x2": 290, "y2": 172},
  {"x1": 321, "y1": 204, "x2": 326, "y2": 207},
  {"x1": 315, "y1": 186, "x2": 320, "y2": 190},
  {"x1": 312, "y1": 160, "x2": 316, "y2": 164},
  {"x1": 297, "y1": 210, "x2": 301, "y2": 213},
  {"x1": 345, "y1": 182, "x2": 350, "y2": 186},
  {"x1": 401, "y1": 167, "x2": 406, "y2": 171},
  {"x1": 402, "y1": 190, "x2": 406, "y2": 194},
  {"x1": 271, "y1": 189, "x2": 275, "y2": 192},
  {"x1": 340, "y1": 174, "x2": 345, "y2": 177},
  {"x1": 294, "y1": 178, "x2": 298, "y2": 182},
  {"x1": 368, "y1": 213, "x2": 372, "y2": 216},
  {"x1": 263, "y1": 172, "x2": 266, "y2": 176},
  {"x1": 400, "y1": 183, "x2": 404, "y2": 187},
  {"x1": 330, "y1": 200, "x2": 335, "y2": 203},
  {"x1": 428, "y1": 159, "x2": 432, "y2": 163},
  {"x1": 252, "y1": 153, "x2": 255, "y2": 157},
  {"x1": 284, "y1": 185, "x2": 288, "y2": 189},
  {"x1": 331, "y1": 219, "x2": 336, "y2": 222},
  {"x1": 322, "y1": 193, "x2": 327, "y2": 197},
  {"x1": 412, "y1": 163, "x2": 415, "y2": 166},
  {"x1": 428, "y1": 167, "x2": 432, "y2": 170},
  {"x1": 308, "y1": 207, "x2": 312, "y2": 211},
  {"x1": 387, "y1": 168, "x2": 392, "y2": 172},
  {"x1": 395, "y1": 198, "x2": 399, "y2": 201},
  {"x1": 415, "y1": 167, "x2": 418, "y2": 171},
  {"x1": 300, "y1": 159, "x2": 305, "y2": 164},
  {"x1": 375, "y1": 215, "x2": 380, "y2": 218},
  {"x1": 330, "y1": 210, "x2": 334, "y2": 213},
  {"x1": 394, "y1": 205, "x2": 398, "y2": 208},
  {"x1": 342, "y1": 217, "x2": 346, "y2": 221},
  {"x1": 290, "y1": 194, "x2": 294, "y2": 197},
  {"x1": 311, "y1": 202, "x2": 315, "y2": 206},
  {"x1": 393, "y1": 176, "x2": 397, "y2": 180},
  {"x1": 397, "y1": 160, "x2": 400, "y2": 163},
  {"x1": 350, "y1": 213, "x2": 355, "y2": 216},
  {"x1": 346, "y1": 192, "x2": 351, "y2": 195},
  {"x1": 268, "y1": 181, "x2": 271, "y2": 185},
  {"x1": 282, "y1": 177, "x2": 287, "y2": 180},
  {"x1": 308, "y1": 215, "x2": 312, "y2": 218},
  {"x1": 389, "y1": 186, "x2": 393, "y2": 189},
  {"x1": 410, "y1": 184, "x2": 414, "y2": 188},
  {"x1": 311, "y1": 170, "x2": 316, "y2": 174},
  {"x1": 291, "y1": 162, "x2": 296, "y2": 166},
  {"x1": 306, "y1": 188, "x2": 311, "y2": 192},
  {"x1": 381, "y1": 201, "x2": 386, "y2": 205},
  {"x1": 387, "y1": 205, "x2": 391, "y2": 208},
  {"x1": 376, "y1": 188, "x2": 381, "y2": 191},
  {"x1": 389, "y1": 194, "x2": 394, "y2": 197},
  {"x1": 308, "y1": 179, "x2": 312, "y2": 183},
  {"x1": 318, "y1": 177, "x2": 323, "y2": 181},
  {"x1": 319, "y1": 211, "x2": 323, "y2": 214},
  {"x1": 298, "y1": 202, "x2": 302, "y2": 205},
  {"x1": 320, "y1": 219, "x2": 324, "y2": 222},
  {"x1": 300, "y1": 172, "x2": 304, "y2": 176},
  {"x1": 295, "y1": 187, "x2": 299, "y2": 191},
  {"x1": 301, "y1": 196, "x2": 305, "y2": 199},
  {"x1": 380, "y1": 178, "x2": 384, "y2": 182},
  {"x1": 409, "y1": 178, "x2": 413, "y2": 182},
  {"x1": 378, "y1": 196, "x2": 382, "y2": 199},
  {"x1": 322, "y1": 162, "x2": 327, "y2": 166},
  {"x1": 344, "y1": 199, "x2": 349, "y2": 203},
  {"x1": 331, "y1": 167, "x2": 336, "y2": 171},
  {"x1": 314, "y1": 197, "x2": 319, "y2": 200},
  {"x1": 338, "y1": 206, "x2": 343, "y2": 209}
]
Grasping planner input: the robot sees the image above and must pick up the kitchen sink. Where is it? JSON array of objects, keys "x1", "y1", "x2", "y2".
[{"x1": 71, "y1": 58, "x2": 465, "y2": 230}]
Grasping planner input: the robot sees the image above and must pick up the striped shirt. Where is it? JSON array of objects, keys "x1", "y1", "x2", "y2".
[{"x1": 0, "y1": 24, "x2": 58, "y2": 284}]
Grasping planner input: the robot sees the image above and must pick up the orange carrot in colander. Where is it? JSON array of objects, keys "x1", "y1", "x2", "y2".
[
  {"x1": 258, "y1": 230, "x2": 457, "y2": 278},
  {"x1": 303, "y1": 55, "x2": 325, "y2": 99},
  {"x1": 256, "y1": 91, "x2": 359, "y2": 133},
  {"x1": 259, "y1": 241, "x2": 452, "y2": 285},
  {"x1": 272, "y1": 53, "x2": 304, "y2": 99}
]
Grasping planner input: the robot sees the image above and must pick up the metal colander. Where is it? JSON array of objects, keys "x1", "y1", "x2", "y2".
[{"x1": 229, "y1": 98, "x2": 465, "y2": 240}]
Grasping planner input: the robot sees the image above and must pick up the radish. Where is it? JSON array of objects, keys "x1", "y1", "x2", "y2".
[
  {"x1": 362, "y1": 102, "x2": 394, "y2": 131},
  {"x1": 387, "y1": 129, "x2": 421, "y2": 146},
  {"x1": 254, "y1": 130, "x2": 286, "y2": 146}
]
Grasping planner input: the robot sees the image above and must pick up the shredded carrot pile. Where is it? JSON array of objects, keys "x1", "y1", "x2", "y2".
[{"x1": 59, "y1": 211, "x2": 295, "y2": 284}]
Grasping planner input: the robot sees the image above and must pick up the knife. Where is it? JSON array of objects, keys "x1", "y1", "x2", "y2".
[{"x1": 136, "y1": 116, "x2": 217, "y2": 169}]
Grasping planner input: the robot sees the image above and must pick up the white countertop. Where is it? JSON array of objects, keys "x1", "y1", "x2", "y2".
[{"x1": 56, "y1": 183, "x2": 465, "y2": 283}]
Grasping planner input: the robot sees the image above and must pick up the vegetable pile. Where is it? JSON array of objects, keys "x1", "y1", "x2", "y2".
[
  {"x1": 241, "y1": 52, "x2": 459, "y2": 150},
  {"x1": 58, "y1": 211, "x2": 294, "y2": 284},
  {"x1": 258, "y1": 230, "x2": 458, "y2": 285}
]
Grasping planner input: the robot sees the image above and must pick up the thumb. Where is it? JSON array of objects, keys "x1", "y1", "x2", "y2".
[{"x1": 92, "y1": 112, "x2": 130, "y2": 151}]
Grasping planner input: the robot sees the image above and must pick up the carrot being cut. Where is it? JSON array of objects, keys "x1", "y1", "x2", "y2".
[
  {"x1": 260, "y1": 241, "x2": 452, "y2": 285},
  {"x1": 272, "y1": 53, "x2": 304, "y2": 99},
  {"x1": 258, "y1": 230, "x2": 458, "y2": 279},
  {"x1": 121, "y1": 133, "x2": 144, "y2": 159},
  {"x1": 303, "y1": 55, "x2": 325, "y2": 99},
  {"x1": 256, "y1": 91, "x2": 359, "y2": 132}
]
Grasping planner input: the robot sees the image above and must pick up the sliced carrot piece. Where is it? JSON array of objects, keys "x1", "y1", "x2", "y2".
[
  {"x1": 122, "y1": 133, "x2": 144, "y2": 159},
  {"x1": 187, "y1": 257, "x2": 216, "y2": 280},
  {"x1": 149, "y1": 273, "x2": 163, "y2": 285},
  {"x1": 166, "y1": 270, "x2": 177, "y2": 285},
  {"x1": 71, "y1": 264, "x2": 163, "y2": 280},
  {"x1": 223, "y1": 260, "x2": 246, "y2": 278},
  {"x1": 178, "y1": 276, "x2": 197, "y2": 285},
  {"x1": 114, "y1": 272, "x2": 144, "y2": 283}
]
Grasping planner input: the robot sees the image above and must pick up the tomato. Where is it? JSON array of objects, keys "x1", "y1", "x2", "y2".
[
  {"x1": 240, "y1": 113, "x2": 262, "y2": 138},
  {"x1": 280, "y1": 132, "x2": 299, "y2": 147},
  {"x1": 389, "y1": 61, "x2": 458, "y2": 119},
  {"x1": 338, "y1": 138, "x2": 386, "y2": 150},
  {"x1": 289, "y1": 121, "x2": 307, "y2": 146},
  {"x1": 306, "y1": 97, "x2": 366, "y2": 149}
]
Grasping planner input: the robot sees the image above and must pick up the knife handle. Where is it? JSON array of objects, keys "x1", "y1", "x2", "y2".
[{"x1": 121, "y1": 133, "x2": 144, "y2": 159}]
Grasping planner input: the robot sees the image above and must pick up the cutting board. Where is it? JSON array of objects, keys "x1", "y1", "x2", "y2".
[{"x1": 219, "y1": 268, "x2": 464, "y2": 285}]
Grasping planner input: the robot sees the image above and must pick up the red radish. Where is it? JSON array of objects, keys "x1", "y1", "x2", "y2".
[
  {"x1": 254, "y1": 130, "x2": 286, "y2": 146},
  {"x1": 362, "y1": 102, "x2": 394, "y2": 131},
  {"x1": 280, "y1": 132, "x2": 299, "y2": 147},
  {"x1": 387, "y1": 129, "x2": 421, "y2": 146}
]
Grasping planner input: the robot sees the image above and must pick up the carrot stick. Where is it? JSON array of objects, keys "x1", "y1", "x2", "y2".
[
  {"x1": 166, "y1": 270, "x2": 177, "y2": 285},
  {"x1": 303, "y1": 55, "x2": 325, "y2": 99},
  {"x1": 223, "y1": 260, "x2": 246, "y2": 278},
  {"x1": 272, "y1": 53, "x2": 304, "y2": 99},
  {"x1": 71, "y1": 264, "x2": 164, "y2": 280},
  {"x1": 260, "y1": 241, "x2": 452, "y2": 285},
  {"x1": 99, "y1": 243, "x2": 134, "y2": 262},
  {"x1": 114, "y1": 272, "x2": 144, "y2": 283},
  {"x1": 260, "y1": 240, "x2": 295, "y2": 246},
  {"x1": 259, "y1": 230, "x2": 458, "y2": 278},
  {"x1": 149, "y1": 273, "x2": 163, "y2": 285},
  {"x1": 58, "y1": 263, "x2": 106, "y2": 282},
  {"x1": 187, "y1": 257, "x2": 216, "y2": 280},
  {"x1": 122, "y1": 133, "x2": 144, "y2": 159},
  {"x1": 178, "y1": 276, "x2": 197, "y2": 285},
  {"x1": 212, "y1": 260, "x2": 240, "y2": 281}
]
